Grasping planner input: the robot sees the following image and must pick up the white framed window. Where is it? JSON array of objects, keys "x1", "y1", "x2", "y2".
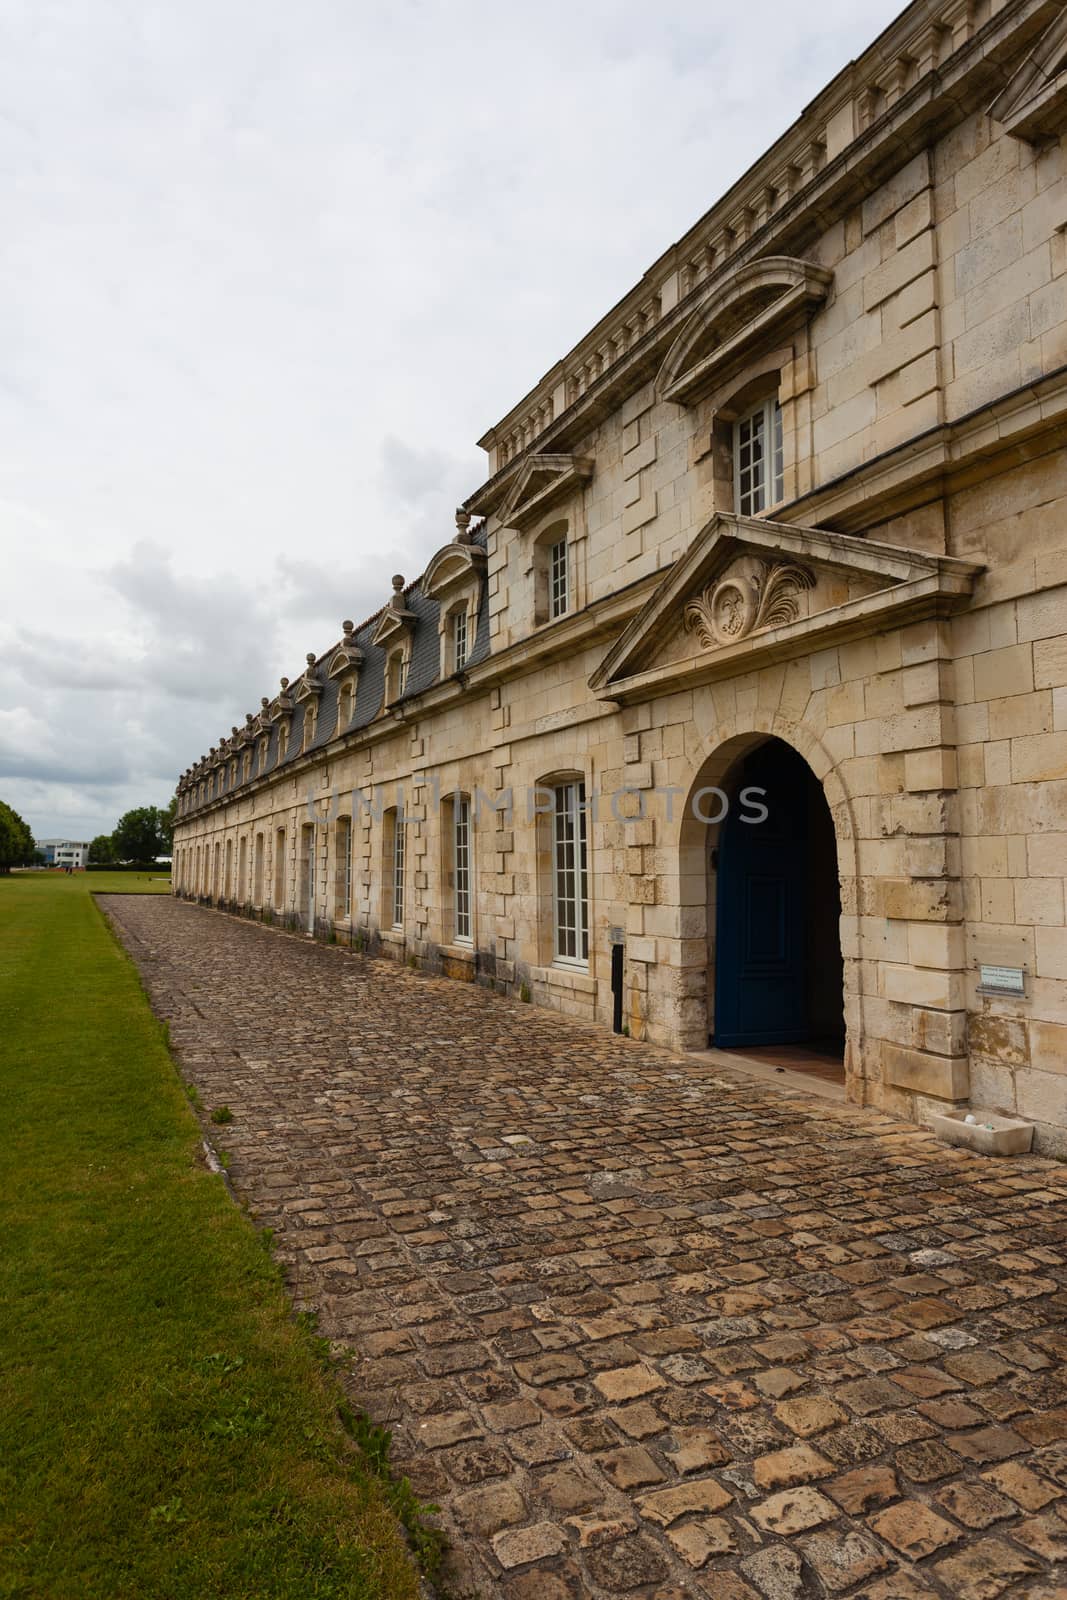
[
  {"x1": 734, "y1": 398, "x2": 784, "y2": 516},
  {"x1": 387, "y1": 650, "x2": 408, "y2": 704},
  {"x1": 552, "y1": 780, "x2": 589, "y2": 965},
  {"x1": 274, "y1": 827, "x2": 286, "y2": 910},
  {"x1": 335, "y1": 816, "x2": 352, "y2": 918},
  {"x1": 549, "y1": 537, "x2": 569, "y2": 619},
  {"x1": 452, "y1": 607, "x2": 468, "y2": 672},
  {"x1": 392, "y1": 811, "x2": 405, "y2": 928},
  {"x1": 453, "y1": 796, "x2": 472, "y2": 943},
  {"x1": 337, "y1": 681, "x2": 354, "y2": 733}
]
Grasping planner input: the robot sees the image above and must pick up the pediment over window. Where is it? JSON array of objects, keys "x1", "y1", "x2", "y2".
[
  {"x1": 990, "y1": 13, "x2": 1067, "y2": 143},
  {"x1": 293, "y1": 654, "x2": 324, "y2": 702},
  {"x1": 589, "y1": 512, "x2": 981, "y2": 703},
  {"x1": 656, "y1": 257, "x2": 833, "y2": 407},
  {"x1": 372, "y1": 576, "x2": 416, "y2": 649},
  {"x1": 327, "y1": 622, "x2": 364, "y2": 679},
  {"x1": 267, "y1": 677, "x2": 294, "y2": 720},
  {"x1": 498, "y1": 453, "x2": 594, "y2": 531},
  {"x1": 423, "y1": 540, "x2": 486, "y2": 600}
]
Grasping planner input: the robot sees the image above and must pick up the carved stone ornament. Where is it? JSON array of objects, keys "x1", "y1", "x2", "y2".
[{"x1": 684, "y1": 558, "x2": 816, "y2": 649}]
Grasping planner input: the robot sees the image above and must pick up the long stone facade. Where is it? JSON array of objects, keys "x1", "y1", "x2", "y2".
[{"x1": 173, "y1": 0, "x2": 1067, "y2": 1152}]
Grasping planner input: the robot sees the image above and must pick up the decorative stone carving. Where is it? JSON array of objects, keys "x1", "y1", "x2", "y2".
[{"x1": 683, "y1": 558, "x2": 816, "y2": 648}]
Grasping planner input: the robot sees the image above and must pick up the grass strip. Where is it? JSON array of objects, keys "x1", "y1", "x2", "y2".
[{"x1": 0, "y1": 873, "x2": 423, "y2": 1600}]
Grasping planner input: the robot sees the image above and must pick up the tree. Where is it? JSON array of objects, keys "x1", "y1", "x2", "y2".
[
  {"x1": 89, "y1": 834, "x2": 117, "y2": 865},
  {"x1": 111, "y1": 807, "x2": 168, "y2": 864},
  {"x1": 160, "y1": 794, "x2": 178, "y2": 849},
  {"x1": 0, "y1": 801, "x2": 34, "y2": 875}
]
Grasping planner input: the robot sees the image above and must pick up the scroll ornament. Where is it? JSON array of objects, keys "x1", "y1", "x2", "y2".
[{"x1": 684, "y1": 559, "x2": 816, "y2": 649}]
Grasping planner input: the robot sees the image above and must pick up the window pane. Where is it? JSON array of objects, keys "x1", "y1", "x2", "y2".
[
  {"x1": 553, "y1": 781, "x2": 588, "y2": 963},
  {"x1": 550, "y1": 540, "x2": 568, "y2": 618},
  {"x1": 736, "y1": 405, "x2": 767, "y2": 515},
  {"x1": 392, "y1": 813, "x2": 405, "y2": 926},
  {"x1": 454, "y1": 797, "x2": 471, "y2": 941},
  {"x1": 453, "y1": 608, "x2": 468, "y2": 671}
]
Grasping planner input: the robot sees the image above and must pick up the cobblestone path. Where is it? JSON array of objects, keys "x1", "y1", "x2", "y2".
[{"x1": 103, "y1": 895, "x2": 1067, "y2": 1600}]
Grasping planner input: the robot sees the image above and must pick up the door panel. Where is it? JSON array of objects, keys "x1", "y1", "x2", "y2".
[{"x1": 714, "y1": 742, "x2": 808, "y2": 1047}]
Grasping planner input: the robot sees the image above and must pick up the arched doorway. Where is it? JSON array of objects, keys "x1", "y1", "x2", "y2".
[{"x1": 712, "y1": 738, "x2": 844, "y2": 1066}]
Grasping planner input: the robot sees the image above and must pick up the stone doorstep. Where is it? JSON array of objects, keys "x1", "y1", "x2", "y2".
[{"x1": 928, "y1": 1108, "x2": 1035, "y2": 1156}]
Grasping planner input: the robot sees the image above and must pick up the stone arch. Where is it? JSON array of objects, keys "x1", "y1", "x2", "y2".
[{"x1": 663, "y1": 705, "x2": 865, "y2": 1097}]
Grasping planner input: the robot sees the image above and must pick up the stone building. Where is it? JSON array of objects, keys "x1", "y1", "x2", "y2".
[{"x1": 172, "y1": 0, "x2": 1067, "y2": 1151}]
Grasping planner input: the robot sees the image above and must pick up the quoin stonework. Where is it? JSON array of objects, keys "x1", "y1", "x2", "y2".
[{"x1": 173, "y1": 0, "x2": 1067, "y2": 1152}]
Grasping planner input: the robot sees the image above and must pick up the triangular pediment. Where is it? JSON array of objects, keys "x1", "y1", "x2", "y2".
[
  {"x1": 371, "y1": 602, "x2": 415, "y2": 650},
  {"x1": 990, "y1": 14, "x2": 1067, "y2": 143},
  {"x1": 498, "y1": 453, "x2": 594, "y2": 531},
  {"x1": 590, "y1": 513, "x2": 981, "y2": 702}
]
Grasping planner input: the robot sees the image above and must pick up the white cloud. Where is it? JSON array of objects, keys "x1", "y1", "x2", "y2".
[{"x1": 0, "y1": 0, "x2": 902, "y2": 837}]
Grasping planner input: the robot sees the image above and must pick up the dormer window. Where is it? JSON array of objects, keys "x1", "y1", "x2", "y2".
[
  {"x1": 327, "y1": 624, "x2": 363, "y2": 732},
  {"x1": 337, "y1": 679, "x2": 355, "y2": 733},
  {"x1": 451, "y1": 606, "x2": 468, "y2": 672},
  {"x1": 734, "y1": 398, "x2": 783, "y2": 516},
  {"x1": 258, "y1": 737, "x2": 269, "y2": 774},
  {"x1": 386, "y1": 650, "x2": 408, "y2": 704},
  {"x1": 302, "y1": 701, "x2": 317, "y2": 752},
  {"x1": 242, "y1": 750, "x2": 252, "y2": 783},
  {"x1": 424, "y1": 519, "x2": 485, "y2": 682},
  {"x1": 278, "y1": 720, "x2": 290, "y2": 761},
  {"x1": 550, "y1": 536, "x2": 569, "y2": 618}
]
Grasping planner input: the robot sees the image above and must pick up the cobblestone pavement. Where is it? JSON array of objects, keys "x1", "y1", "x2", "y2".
[{"x1": 103, "y1": 896, "x2": 1067, "y2": 1600}]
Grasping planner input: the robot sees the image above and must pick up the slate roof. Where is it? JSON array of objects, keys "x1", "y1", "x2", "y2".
[{"x1": 183, "y1": 523, "x2": 490, "y2": 808}]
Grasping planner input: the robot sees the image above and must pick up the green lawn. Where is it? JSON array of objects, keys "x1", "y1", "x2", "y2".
[{"x1": 0, "y1": 872, "x2": 421, "y2": 1600}]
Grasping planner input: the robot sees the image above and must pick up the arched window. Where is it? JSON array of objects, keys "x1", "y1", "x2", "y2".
[
  {"x1": 334, "y1": 815, "x2": 352, "y2": 920},
  {"x1": 386, "y1": 650, "x2": 408, "y2": 706},
  {"x1": 442, "y1": 792, "x2": 474, "y2": 945},
  {"x1": 533, "y1": 520, "x2": 571, "y2": 625},
  {"x1": 449, "y1": 605, "x2": 469, "y2": 673},
  {"x1": 383, "y1": 806, "x2": 405, "y2": 928},
  {"x1": 337, "y1": 679, "x2": 355, "y2": 734},
  {"x1": 535, "y1": 774, "x2": 590, "y2": 967},
  {"x1": 551, "y1": 779, "x2": 589, "y2": 964},
  {"x1": 253, "y1": 832, "x2": 265, "y2": 906},
  {"x1": 274, "y1": 827, "x2": 286, "y2": 911}
]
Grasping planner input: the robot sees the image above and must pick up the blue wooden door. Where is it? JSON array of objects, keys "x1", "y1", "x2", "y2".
[{"x1": 714, "y1": 741, "x2": 808, "y2": 1047}]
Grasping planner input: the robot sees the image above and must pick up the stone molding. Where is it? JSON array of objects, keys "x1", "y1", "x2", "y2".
[
  {"x1": 590, "y1": 513, "x2": 982, "y2": 703},
  {"x1": 989, "y1": 8, "x2": 1067, "y2": 141},
  {"x1": 477, "y1": 453, "x2": 594, "y2": 528},
  {"x1": 683, "y1": 558, "x2": 817, "y2": 649},
  {"x1": 655, "y1": 258, "x2": 832, "y2": 406}
]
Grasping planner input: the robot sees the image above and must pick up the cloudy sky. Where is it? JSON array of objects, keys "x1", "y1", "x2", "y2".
[{"x1": 1, "y1": 0, "x2": 903, "y2": 843}]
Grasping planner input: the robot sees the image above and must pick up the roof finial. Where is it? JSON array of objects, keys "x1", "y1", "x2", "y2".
[
  {"x1": 306, "y1": 652, "x2": 317, "y2": 668},
  {"x1": 342, "y1": 619, "x2": 354, "y2": 639},
  {"x1": 454, "y1": 507, "x2": 472, "y2": 545}
]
